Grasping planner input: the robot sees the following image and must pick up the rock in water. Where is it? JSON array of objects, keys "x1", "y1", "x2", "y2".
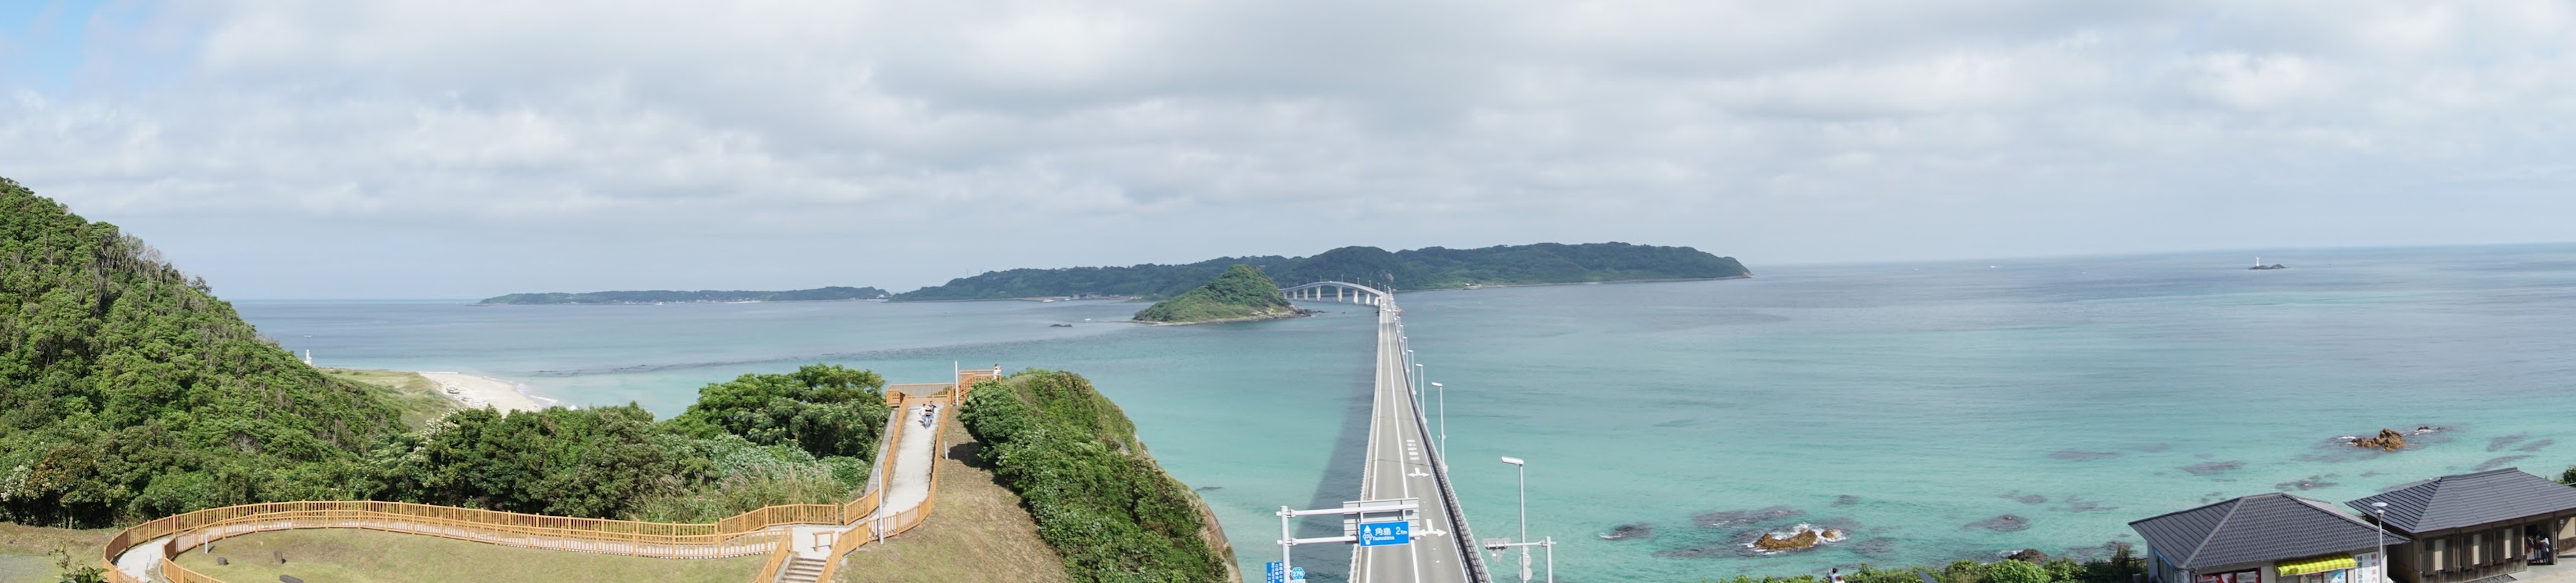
[
  {"x1": 1601, "y1": 523, "x2": 1654, "y2": 540},
  {"x1": 2351, "y1": 428, "x2": 2408, "y2": 451}
]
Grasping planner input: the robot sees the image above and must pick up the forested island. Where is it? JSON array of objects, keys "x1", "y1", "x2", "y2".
[
  {"x1": 896, "y1": 242, "x2": 1749, "y2": 301},
  {"x1": 478, "y1": 286, "x2": 890, "y2": 305},
  {"x1": 1132, "y1": 264, "x2": 1307, "y2": 324}
]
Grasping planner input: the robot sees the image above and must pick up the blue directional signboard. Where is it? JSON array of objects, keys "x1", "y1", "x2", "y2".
[
  {"x1": 1265, "y1": 562, "x2": 1285, "y2": 583},
  {"x1": 1357, "y1": 521, "x2": 1411, "y2": 547}
]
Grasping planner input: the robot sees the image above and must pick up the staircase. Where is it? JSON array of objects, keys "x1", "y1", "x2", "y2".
[{"x1": 775, "y1": 555, "x2": 828, "y2": 583}]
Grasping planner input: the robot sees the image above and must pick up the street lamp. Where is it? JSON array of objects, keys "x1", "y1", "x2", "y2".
[
  {"x1": 1430, "y1": 382, "x2": 1446, "y2": 466},
  {"x1": 1501, "y1": 456, "x2": 1529, "y2": 583},
  {"x1": 2373, "y1": 502, "x2": 2391, "y2": 583}
]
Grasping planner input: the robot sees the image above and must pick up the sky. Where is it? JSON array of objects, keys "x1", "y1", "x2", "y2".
[{"x1": 4, "y1": 1, "x2": 2573, "y2": 299}]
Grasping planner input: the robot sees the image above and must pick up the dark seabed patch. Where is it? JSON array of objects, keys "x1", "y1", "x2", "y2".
[
  {"x1": 1833, "y1": 495, "x2": 1860, "y2": 507},
  {"x1": 1697, "y1": 505, "x2": 1805, "y2": 528},
  {"x1": 2474, "y1": 456, "x2": 2531, "y2": 472},
  {"x1": 1964, "y1": 515, "x2": 2031, "y2": 532},
  {"x1": 1195, "y1": 486, "x2": 1222, "y2": 491},
  {"x1": 2518, "y1": 439, "x2": 2556, "y2": 452},
  {"x1": 2489, "y1": 433, "x2": 2531, "y2": 452},
  {"x1": 2132, "y1": 443, "x2": 2174, "y2": 452},
  {"x1": 1602, "y1": 523, "x2": 1654, "y2": 541},
  {"x1": 1654, "y1": 418, "x2": 1700, "y2": 428},
  {"x1": 2050, "y1": 449, "x2": 2123, "y2": 461},
  {"x1": 1998, "y1": 491, "x2": 2048, "y2": 505},
  {"x1": 1851, "y1": 538, "x2": 1898, "y2": 558},
  {"x1": 2361, "y1": 471, "x2": 2387, "y2": 477},
  {"x1": 2181, "y1": 461, "x2": 2246, "y2": 475},
  {"x1": 2275, "y1": 474, "x2": 2341, "y2": 491},
  {"x1": 2054, "y1": 496, "x2": 2116, "y2": 513}
]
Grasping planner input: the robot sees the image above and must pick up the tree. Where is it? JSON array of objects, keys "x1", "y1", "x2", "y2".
[{"x1": 1988, "y1": 560, "x2": 2050, "y2": 583}]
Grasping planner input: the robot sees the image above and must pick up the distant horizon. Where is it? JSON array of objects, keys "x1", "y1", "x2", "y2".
[{"x1": 218, "y1": 240, "x2": 2576, "y2": 301}]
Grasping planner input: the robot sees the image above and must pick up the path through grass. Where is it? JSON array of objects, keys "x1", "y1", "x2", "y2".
[{"x1": 170, "y1": 529, "x2": 763, "y2": 583}]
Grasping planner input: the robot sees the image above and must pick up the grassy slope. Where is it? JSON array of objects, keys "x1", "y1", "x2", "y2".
[
  {"x1": 321, "y1": 368, "x2": 464, "y2": 429},
  {"x1": 0, "y1": 522, "x2": 113, "y2": 582},
  {"x1": 170, "y1": 529, "x2": 762, "y2": 583},
  {"x1": 838, "y1": 421, "x2": 1071, "y2": 583}
]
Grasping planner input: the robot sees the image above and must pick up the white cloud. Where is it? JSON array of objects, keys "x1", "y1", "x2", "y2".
[{"x1": 1, "y1": 0, "x2": 2573, "y2": 297}]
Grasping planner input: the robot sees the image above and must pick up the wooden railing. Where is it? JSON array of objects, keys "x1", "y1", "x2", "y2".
[
  {"x1": 747, "y1": 538, "x2": 797, "y2": 583},
  {"x1": 105, "y1": 382, "x2": 971, "y2": 583}
]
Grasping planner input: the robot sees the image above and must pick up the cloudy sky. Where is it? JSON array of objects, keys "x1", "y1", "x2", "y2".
[{"x1": 5, "y1": 1, "x2": 2573, "y2": 299}]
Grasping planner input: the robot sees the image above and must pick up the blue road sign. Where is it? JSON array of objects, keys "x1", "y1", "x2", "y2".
[
  {"x1": 1265, "y1": 562, "x2": 1285, "y2": 583},
  {"x1": 1357, "y1": 521, "x2": 1411, "y2": 547},
  {"x1": 1290, "y1": 566, "x2": 1307, "y2": 582}
]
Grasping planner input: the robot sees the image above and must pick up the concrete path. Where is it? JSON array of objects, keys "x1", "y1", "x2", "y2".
[{"x1": 873, "y1": 403, "x2": 942, "y2": 520}]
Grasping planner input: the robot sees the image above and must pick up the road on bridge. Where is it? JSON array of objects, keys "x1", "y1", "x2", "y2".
[{"x1": 1352, "y1": 300, "x2": 1475, "y2": 583}]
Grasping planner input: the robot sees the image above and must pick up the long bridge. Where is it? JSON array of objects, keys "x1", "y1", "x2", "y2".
[{"x1": 1281, "y1": 281, "x2": 1491, "y2": 583}]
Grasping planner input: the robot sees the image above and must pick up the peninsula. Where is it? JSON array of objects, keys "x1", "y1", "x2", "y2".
[
  {"x1": 1133, "y1": 264, "x2": 1309, "y2": 325},
  {"x1": 896, "y1": 242, "x2": 1750, "y2": 301},
  {"x1": 479, "y1": 286, "x2": 890, "y2": 305}
]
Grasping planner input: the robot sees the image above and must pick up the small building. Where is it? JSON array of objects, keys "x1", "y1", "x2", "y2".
[
  {"x1": 2345, "y1": 468, "x2": 2576, "y2": 583},
  {"x1": 2132, "y1": 492, "x2": 2407, "y2": 583}
]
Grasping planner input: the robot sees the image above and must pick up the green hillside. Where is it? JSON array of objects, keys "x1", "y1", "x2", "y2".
[
  {"x1": 960, "y1": 370, "x2": 1235, "y2": 582},
  {"x1": 1132, "y1": 265, "x2": 1302, "y2": 324},
  {"x1": 894, "y1": 242, "x2": 1748, "y2": 301},
  {"x1": 0, "y1": 177, "x2": 406, "y2": 525}
]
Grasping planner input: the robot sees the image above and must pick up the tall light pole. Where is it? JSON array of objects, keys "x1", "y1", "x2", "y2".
[
  {"x1": 1501, "y1": 456, "x2": 1529, "y2": 583},
  {"x1": 1430, "y1": 382, "x2": 1446, "y2": 467},
  {"x1": 2373, "y1": 502, "x2": 2391, "y2": 583}
]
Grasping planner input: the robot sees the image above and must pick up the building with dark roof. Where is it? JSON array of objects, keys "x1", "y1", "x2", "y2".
[
  {"x1": 2345, "y1": 468, "x2": 2576, "y2": 583},
  {"x1": 2132, "y1": 492, "x2": 2408, "y2": 583}
]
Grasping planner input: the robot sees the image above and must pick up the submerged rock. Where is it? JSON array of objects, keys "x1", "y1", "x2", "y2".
[
  {"x1": 2049, "y1": 449, "x2": 2123, "y2": 461},
  {"x1": 2180, "y1": 460, "x2": 2247, "y2": 475},
  {"x1": 1965, "y1": 515, "x2": 2031, "y2": 532},
  {"x1": 1696, "y1": 505, "x2": 1804, "y2": 528},
  {"x1": 2004, "y1": 549, "x2": 2049, "y2": 564},
  {"x1": 1601, "y1": 523, "x2": 1654, "y2": 541},
  {"x1": 1833, "y1": 495, "x2": 1860, "y2": 507}
]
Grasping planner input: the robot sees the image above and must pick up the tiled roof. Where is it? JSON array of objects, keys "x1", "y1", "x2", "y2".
[
  {"x1": 2346, "y1": 468, "x2": 2576, "y2": 534},
  {"x1": 2131, "y1": 492, "x2": 2407, "y2": 570}
]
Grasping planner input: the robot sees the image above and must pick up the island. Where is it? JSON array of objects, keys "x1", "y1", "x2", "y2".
[
  {"x1": 1132, "y1": 264, "x2": 1311, "y2": 325},
  {"x1": 897, "y1": 242, "x2": 1751, "y2": 301},
  {"x1": 478, "y1": 286, "x2": 890, "y2": 305}
]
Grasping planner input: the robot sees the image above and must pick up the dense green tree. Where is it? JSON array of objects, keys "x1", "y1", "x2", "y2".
[
  {"x1": 666, "y1": 364, "x2": 887, "y2": 460},
  {"x1": 369, "y1": 405, "x2": 707, "y2": 518}
]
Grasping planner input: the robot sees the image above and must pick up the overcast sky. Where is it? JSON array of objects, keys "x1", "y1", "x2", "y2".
[{"x1": 5, "y1": 1, "x2": 2573, "y2": 299}]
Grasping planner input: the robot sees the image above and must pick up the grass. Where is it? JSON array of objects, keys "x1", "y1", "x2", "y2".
[
  {"x1": 0, "y1": 521, "x2": 115, "y2": 583},
  {"x1": 321, "y1": 368, "x2": 464, "y2": 429},
  {"x1": 168, "y1": 529, "x2": 763, "y2": 583},
  {"x1": 837, "y1": 421, "x2": 1069, "y2": 583}
]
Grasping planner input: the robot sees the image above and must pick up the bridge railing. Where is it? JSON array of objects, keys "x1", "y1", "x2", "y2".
[{"x1": 1393, "y1": 300, "x2": 1493, "y2": 582}]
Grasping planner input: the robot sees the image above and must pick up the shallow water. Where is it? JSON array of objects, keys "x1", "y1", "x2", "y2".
[{"x1": 237, "y1": 244, "x2": 2576, "y2": 582}]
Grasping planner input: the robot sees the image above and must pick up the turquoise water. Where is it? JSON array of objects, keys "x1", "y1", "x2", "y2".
[{"x1": 235, "y1": 244, "x2": 2576, "y2": 582}]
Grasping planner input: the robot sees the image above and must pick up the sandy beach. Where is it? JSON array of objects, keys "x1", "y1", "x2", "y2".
[{"x1": 417, "y1": 372, "x2": 549, "y2": 413}]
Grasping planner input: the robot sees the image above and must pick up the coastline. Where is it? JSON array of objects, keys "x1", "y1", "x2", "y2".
[
  {"x1": 1136, "y1": 309, "x2": 1316, "y2": 326},
  {"x1": 417, "y1": 372, "x2": 553, "y2": 413}
]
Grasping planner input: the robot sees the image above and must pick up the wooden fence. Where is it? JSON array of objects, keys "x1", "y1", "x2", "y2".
[{"x1": 105, "y1": 384, "x2": 969, "y2": 583}]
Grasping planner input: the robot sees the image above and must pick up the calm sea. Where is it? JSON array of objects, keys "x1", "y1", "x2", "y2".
[{"x1": 234, "y1": 244, "x2": 2576, "y2": 582}]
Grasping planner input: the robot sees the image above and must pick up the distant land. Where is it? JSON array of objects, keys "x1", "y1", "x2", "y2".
[
  {"x1": 1133, "y1": 264, "x2": 1309, "y2": 325},
  {"x1": 897, "y1": 242, "x2": 1750, "y2": 301},
  {"x1": 479, "y1": 286, "x2": 890, "y2": 305}
]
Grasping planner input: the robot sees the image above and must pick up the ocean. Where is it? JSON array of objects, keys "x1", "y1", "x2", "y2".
[{"x1": 233, "y1": 244, "x2": 2576, "y2": 582}]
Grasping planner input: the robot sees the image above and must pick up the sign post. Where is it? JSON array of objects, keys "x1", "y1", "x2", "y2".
[
  {"x1": 1277, "y1": 498, "x2": 1419, "y2": 582},
  {"x1": 1265, "y1": 561, "x2": 1286, "y2": 583},
  {"x1": 1357, "y1": 521, "x2": 1411, "y2": 547}
]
